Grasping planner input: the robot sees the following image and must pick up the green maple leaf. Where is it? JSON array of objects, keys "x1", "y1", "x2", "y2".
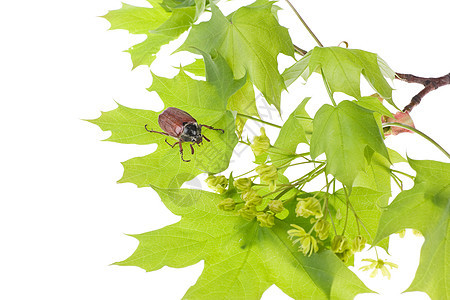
[
  {"x1": 374, "y1": 159, "x2": 450, "y2": 300},
  {"x1": 102, "y1": 1, "x2": 197, "y2": 69},
  {"x1": 283, "y1": 47, "x2": 397, "y2": 108},
  {"x1": 180, "y1": 57, "x2": 260, "y2": 137},
  {"x1": 311, "y1": 100, "x2": 390, "y2": 188},
  {"x1": 271, "y1": 97, "x2": 313, "y2": 170},
  {"x1": 89, "y1": 69, "x2": 238, "y2": 188},
  {"x1": 116, "y1": 187, "x2": 371, "y2": 299},
  {"x1": 179, "y1": 1, "x2": 294, "y2": 111}
]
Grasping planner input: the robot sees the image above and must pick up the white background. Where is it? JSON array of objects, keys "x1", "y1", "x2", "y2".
[{"x1": 1, "y1": 0, "x2": 449, "y2": 299}]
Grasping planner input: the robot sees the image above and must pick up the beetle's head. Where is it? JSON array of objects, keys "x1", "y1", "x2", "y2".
[{"x1": 180, "y1": 123, "x2": 202, "y2": 144}]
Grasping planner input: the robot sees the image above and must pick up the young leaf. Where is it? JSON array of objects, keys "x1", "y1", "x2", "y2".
[
  {"x1": 271, "y1": 97, "x2": 313, "y2": 170},
  {"x1": 103, "y1": 1, "x2": 197, "y2": 69},
  {"x1": 283, "y1": 47, "x2": 397, "y2": 108},
  {"x1": 374, "y1": 159, "x2": 450, "y2": 300},
  {"x1": 89, "y1": 70, "x2": 238, "y2": 188},
  {"x1": 179, "y1": 1, "x2": 294, "y2": 111},
  {"x1": 116, "y1": 187, "x2": 372, "y2": 299},
  {"x1": 311, "y1": 100, "x2": 390, "y2": 188}
]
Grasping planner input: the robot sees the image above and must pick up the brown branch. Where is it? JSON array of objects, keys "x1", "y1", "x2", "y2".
[
  {"x1": 293, "y1": 44, "x2": 307, "y2": 56},
  {"x1": 395, "y1": 72, "x2": 450, "y2": 113}
]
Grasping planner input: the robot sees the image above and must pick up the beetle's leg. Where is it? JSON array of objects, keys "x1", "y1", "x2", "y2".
[
  {"x1": 179, "y1": 142, "x2": 190, "y2": 162},
  {"x1": 165, "y1": 138, "x2": 179, "y2": 148},
  {"x1": 190, "y1": 143, "x2": 195, "y2": 155},
  {"x1": 202, "y1": 135, "x2": 210, "y2": 142},
  {"x1": 200, "y1": 124, "x2": 224, "y2": 133},
  {"x1": 144, "y1": 124, "x2": 170, "y2": 136}
]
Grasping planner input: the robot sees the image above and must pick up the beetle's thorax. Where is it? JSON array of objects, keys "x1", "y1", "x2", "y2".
[{"x1": 180, "y1": 122, "x2": 202, "y2": 143}]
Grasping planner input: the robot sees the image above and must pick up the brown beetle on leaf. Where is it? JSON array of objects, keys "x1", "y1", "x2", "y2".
[{"x1": 145, "y1": 107, "x2": 224, "y2": 162}]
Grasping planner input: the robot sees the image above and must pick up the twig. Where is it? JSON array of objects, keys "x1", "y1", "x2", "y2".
[
  {"x1": 293, "y1": 45, "x2": 307, "y2": 56},
  {"x1": 285, "y1": 0, "x2": 324, "y2": 47},
  {"x1": 395, "y1": 72, "x2": 450, "y2": 113}
]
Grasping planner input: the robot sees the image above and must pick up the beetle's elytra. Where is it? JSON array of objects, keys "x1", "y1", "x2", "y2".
[{"x1": 145, "y1": 107, "x2": 224, "y2": 162}]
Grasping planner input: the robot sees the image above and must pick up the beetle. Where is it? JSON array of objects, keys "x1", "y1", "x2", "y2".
[{"x1": 145, "y1": 107, "x2": 224, "y2": 162}]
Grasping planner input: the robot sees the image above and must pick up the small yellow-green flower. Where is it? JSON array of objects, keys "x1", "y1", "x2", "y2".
[
  {"x1": 256, "y1": 212, "x2": 275, "y2": 228},
  {"x1": 255, "y1": 164, "x2": 278, "y2": 192},
  {"x1": 205, "y1": 175, "x2": 228, "y2": 194},
  {"x1": 251, "y1": 127, "x2": 270, "y2": 156},
  {"x1": 218, "y1": 198, "x2": 236, "y2": 211},
  {"x1": 295, "y1": 197, "x2": 323, "y2": 219},
  {"x1": 353, "y1": 235, "x2": 367, "y2": 252},
  {"x1": 397, "y1": 229, "x2": 406, "y2": 238},
  {"x1": 238, "y1": 205, "x2": 257, "y2": 221},
  {"x1": 288, "y1": 224, "x2": 319, "y2": 256},
  {"x1": 314, "y1": 218, "x2": 330, "y2": 240},
  {"x1": 242, "y1": 189, "x2": 262, "y2": 206},
  {"x1": 234, "y1": 178, "x2": 252, "y2": 191},
  {"x1": 359, "y1": 258, "x2": 398, "y2": 280},
  {"x1": 412, "y1": 229, "x2": 422, "y2": 237},
  {"x1": 268, "y1": 199, "x2": 284, "y2": 214},
  {"x1": 331, "y1": 235, "x2": 349, "y2": 253}
]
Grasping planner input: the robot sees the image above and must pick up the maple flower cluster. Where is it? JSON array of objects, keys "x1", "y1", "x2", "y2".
[{"x1": 209, "y1": 127, "x2": 286, "y2": 228}]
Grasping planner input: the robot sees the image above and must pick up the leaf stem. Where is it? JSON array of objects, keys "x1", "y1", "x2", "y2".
[
  {"x1": 383, "y1": 122, "x2": 450, "y2": 160},
  {"x1": 236, "y1": 113, "x2": 282, "y2": 129},
  {"x1": 284, "y1": 0, "x2": 324, "y2": 47}
]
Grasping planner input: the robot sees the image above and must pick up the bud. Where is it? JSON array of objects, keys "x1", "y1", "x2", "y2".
[
  {"x1": 331, "y1": 235, "x2": 349, "y2": 254},
  {"x1": 268, "y1": 199, "x2": 284, "y2": 214},
  {"x1": 256, "y1": 212, "x2": 275, "y2": 228},
  {"x1": 205, "y1": 175, "x2": 228, "y2": 194},
  {"x1": 234, "y1": 178, "x2": 252, "y2": 191},
  {"x1": 397, "y1": 229, "x2": 406, "y2": 238},
  {"x1": 255, "y1": 164, "x2": 278, "y2": 192},
  {"x1": 412, "y1": 229, "x2": 422, "y2": 237},
  {"x1": 314, "y1": 219, "x2": 330, "y2": 240},
  {"x1": 336, "y1": 248, "x2": 353, "y2": 263},
  {"x1": 295, "y1": 197, "x2": 323, "y2": 219},
  {"x1": 251, "y1": 127, "x2": 270, "y2": 156},
  {"x1": 238, "y1": 205, "x2": 257, "y2": 221},
  {"x1": 218, "y1": 198, "x2": 236, "y2": 211},
  {"x1": 353, "y1": 235, "x2": 366, "y2": 252},
  {"x1": 241, "y1": 188, "x2": 262, "y2": 206}
]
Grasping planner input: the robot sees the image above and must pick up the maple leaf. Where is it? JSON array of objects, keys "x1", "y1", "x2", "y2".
[
  {"x1": 310, "y1": 100, "x2": 390, "y2": 188},
  {"x1": 115, "y1": 187, "x2": 372, "y2": 299},
  {"x1": 283, "y1": 47, "x2": 398, "y2": 109},
  {"x1": 270, "y1": 97, "x2": 313, "y2": 169},
  {"x1": 89, "y1": 68, "x2": 239, "y2": 188},
  {"x1": 102, "y1": 0, "x2": 198, "y2": 68},
  {"x1": 179, "y1": 1, "x2": 294, "y2": 111},
  {"x1": 374, "y1": 159, "x2": 450, "y2": 300}
]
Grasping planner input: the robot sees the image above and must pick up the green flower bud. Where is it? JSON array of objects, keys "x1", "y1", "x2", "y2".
[
  {"x1": 397, "y1": 229, "x2": 406, "y2": 238},
  {"x1": 412, "y1": 229, "x2": 422, "y2": 237},
  {"x1": 251, "y1": 127, "x2": 270, "y2": 156},
  {"x1": 295, "y1": 197, "x2": 323, "y2": 219},
  {"x1": 331, "y1": 235, "x2": 349, "y2": 254},
  {"x1": 336, "y1": 248, "x2": 353, "y2": 263},
  {"x1": 255, "y1": 164, "x2": 278, "y2": 192},
  {"x1": 242, "y1": 189, "x2": 262, "y2": 206},
  {"x1": 353, "y1": 235, "x2": 366, "y2": 252},
  {"x1": 218, "y1": 198, "x2": 236, "y2": 211},
  {"x1": 205, "y1": 175, "x2": 228, "y2": 194},
  {"x1": 268, "y1": 199, "x2": 284, "y2": 214},
  {"x1": 238, "y1": 205, "x2": 257, "y2": 221},
  {"x1": 314, "y1": 219, "x2": 330, "y2": 240},
  {"x1": 256, "y1": 212, "x2": 275, "y2": 228},
  {"x1": 234, "y1": 178, "x2": 252, "y2": 191}
]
